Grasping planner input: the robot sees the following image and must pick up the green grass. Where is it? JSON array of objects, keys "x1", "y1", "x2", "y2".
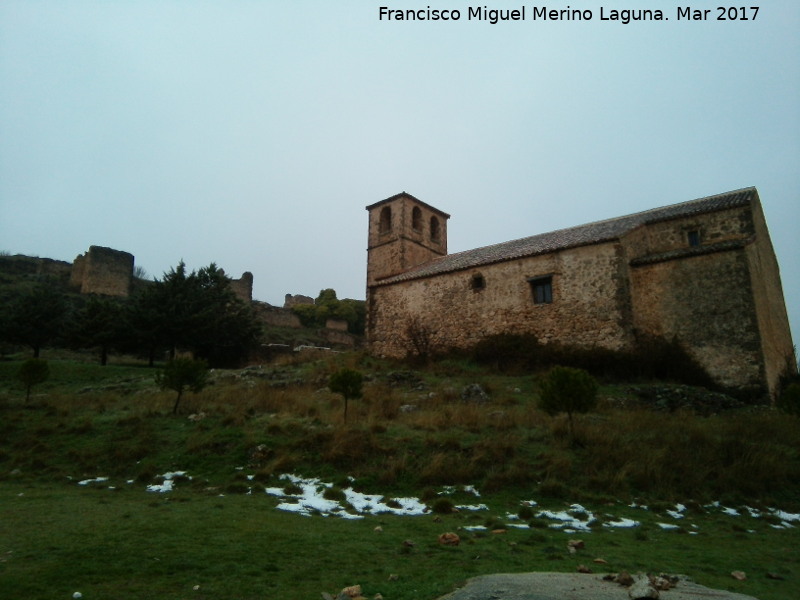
[
  {"x1": 1, "y1": 482, "x2": 797, "y2": 600},
  {"x1": 0, "y1": 352, "x2": 798, "y2": 599}
]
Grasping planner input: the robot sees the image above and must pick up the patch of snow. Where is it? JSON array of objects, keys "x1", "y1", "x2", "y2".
[
  {"x1": 78, "y1": 476, "x2": 108, "y2": 486},
  {"x1": 266, "y1": 475, "x2": 428, "y2": 518},
  {"x1": 770, "y1": 508, "x2": 800, "y2": 523},
  {"x1": 721, "y1": 506, "x2": 740, "y2": 517},
  {"x1": 666, "y1": 504, "x2": 686, "y2": 519},
  {"x1": 463, "y1": 485, "x2": 481, "y2": 497},
  {"x1": 147, "y1": 471, "x2": 191, "y2": 493},
  {"x1": 657, "y1": 522, "x2": 681, "y2": 530},
  {"x1": 536, "y1": 504, "x2": 596, "y2": 531},
  {"x1": 603, "y1": 517, "x2": 640, "y2": 529},
  {"x1": 456, "y1": 503, "x2": 489, "y2": 511}
]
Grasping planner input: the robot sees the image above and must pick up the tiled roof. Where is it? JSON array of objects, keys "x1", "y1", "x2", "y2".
[
  {"x1": 373, "y1": 187, "x2": 756, "y2": 286},
  {"x1": 366, "y1": 192, "x2": 451, "y2": 219}
]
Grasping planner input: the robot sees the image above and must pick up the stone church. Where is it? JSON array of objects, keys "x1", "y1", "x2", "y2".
[{"x1": 365, "y1": 188, "x2": 795, "y2": 398}]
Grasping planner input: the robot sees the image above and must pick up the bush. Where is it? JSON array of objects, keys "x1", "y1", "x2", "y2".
[
  {"x1": 472, "y1": 333, "x2": 541, "y2": 373},
  {"x1": 431, "y1": 497, "x2": 455, "y2": 514},
  {"x1": 470, "y1": 333, "x2": 715, "y2": 389},
  {"x1": 538, "y1": 366, "x2": 598, "y2": 435},
  {"x1": 777, "y1": 383, "x2": 800, "y2": 415}
]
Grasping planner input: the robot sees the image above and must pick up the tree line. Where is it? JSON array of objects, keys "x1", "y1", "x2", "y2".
[{"x1": 0, "y1": 262, "x2": 262, "y2": 368}]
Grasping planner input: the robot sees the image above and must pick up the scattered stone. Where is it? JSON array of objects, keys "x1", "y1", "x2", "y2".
[
  {"x1": 731, "y1": 571, "x2": 747, "y2": 581},
  {"x1": 399, "y1": 404, "x2": 417, "y2": 413},
  {"x1": 615, "y1": 571, "x2": 635, "y2": 586},
  {"x1": 766, "y1": 572, "x2": 785, "y2": 580},
  {"x1": 593, "y1": 558, "x2": 608, "y2": 564},
  {"x1": 629, "y1": 574, "x2": 659, "y2": 599},
  {"x1": 576, "y1": 564, "x2": 592, "y2": 573},
  {"x1": 567, "y1": 539, "x2": 585, "y2": 553},
  {"x1": 187, "y1": 412, "x2": 206, "y2": 422},
  {"x1": 461, "y1": 383, "x2": 490, "y2": 403},
  {"x1": 373, "y1": 526, "x2": 383, "y2": 532},
  {"x1": 385, "y1": 371, "x2": 425, "y2": 389},
  {"x1": 388, "y1": 574, "x2": 399, "y2": 581},
  {"x1": 402, "y1": 539, "x2": 415, "y2": 547},
  {"x1": 652, "y1": 575, "x2": 676, "y2": 591},
  {"x1": 248, "y1": 444, "x2": 271, "y2": 467},
  {"x1": 438, "y1": 532, "x2": 461, "y2": 546},
  {"x1": 491, "y1": 529, "x2": 507, "y2": 535},
  {"x1": 340, "y1": 584, "x2": 363, "y2": 598},
  {"x1": 624, "y1": 384, "x2": 748, "y2": 415}
]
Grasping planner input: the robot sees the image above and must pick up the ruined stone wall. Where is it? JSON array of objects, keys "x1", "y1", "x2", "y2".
[
  {"x1": 325, "y1": 318, "x2": 349, "y2": 332},
  {"x1": 0, "y1": 255, "x2": 72, "y2": 284},
  {"x1": 325, "y1": 329, "x2": 356, "y2": 346},
  {"x1": 284, "y1": 294, "x2": 314, "y2": 308},
  {"x1": 230, "y1": 271, "x2": 253, "y2": 302},
  {"x1": 253, "y1": 302, "x2": 302, "y2": 328},
  {"x1": 368, "y1": 241, "x2": 631, "y2": 358},
  {"x1": 71, "y1": 246, "x2": 134, "y2": 296}
]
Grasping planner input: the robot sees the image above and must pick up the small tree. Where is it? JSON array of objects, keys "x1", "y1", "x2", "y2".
[
  {"x1": 538, "y1": 366, "x2": 598, "y2": 437},
  {"x1": 155, "y1": 358, "x2": 209, "y2": 415},
  {"x1": 17, "y1": 358, "x2": 50, "y2": 402},
  {"x1": 328, "y1": 368, "x2": 363, "y2": 422}
]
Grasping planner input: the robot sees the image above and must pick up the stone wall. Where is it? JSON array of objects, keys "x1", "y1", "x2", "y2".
[
  {"x1": 746, "y1": 200, "x2": 797, "y2": 394},
  {"x1": 368, "y1": 241, "x2": 631, "y2": 358},
  {"x1": 0, "y1": 255, "x2": 72, "y2": 284},
  {"x1": 629, "y1": 246, "x2": 763, "y2": 391},
  {"x1": 284, "y1": 293, "x2": 314, "y2": 308},
  {"x1": 70, "y1": 246, "x2": 134, "y2": 296},
  {"x1": 253, "y1": 302, "x2": 302, "y2": 329},
  {"x1": 325, "y1": 318, "x2": 349, "y2": 332},
  {"x1": 230, "y1": 271, "x2": 254, "y2": 302}
]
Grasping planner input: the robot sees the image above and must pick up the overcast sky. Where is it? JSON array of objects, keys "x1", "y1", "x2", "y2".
[{"x1": 1, "y1": 1, "x2": 798, "y2": 345}]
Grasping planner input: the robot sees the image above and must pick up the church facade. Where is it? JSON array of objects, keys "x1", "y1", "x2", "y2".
[{"x1": 365, "y1": 188, "x2": 795, "y2": 398}]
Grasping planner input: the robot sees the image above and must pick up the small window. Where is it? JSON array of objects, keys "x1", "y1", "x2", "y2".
[
  {"x1": 470, "y1": 273, "x2": 485, "y2": 291},
  {"x1": 379, "y1": 206, "x2": 392, "y2": 234},
  {"x1": 687, "y1": 230, "x2": 701, "y2": 247},
  {"x1": 412, "y1": 206, "x2": 422, "y2": 231},
  {"x1": 528, "y1": 276, "x2": 553, "y2": 305},
  {"x1": 430, "y1": 216, "x2": 440, "y2": 242}
]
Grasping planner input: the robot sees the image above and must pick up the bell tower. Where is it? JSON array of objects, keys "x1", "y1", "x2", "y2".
[{"x1": 366, "y1": 192, "x2": 450, "y2": 286}]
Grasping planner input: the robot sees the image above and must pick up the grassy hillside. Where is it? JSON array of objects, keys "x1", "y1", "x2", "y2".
[{"x1": 1, "y1": 350, "x2": 798, "y2": 599}]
